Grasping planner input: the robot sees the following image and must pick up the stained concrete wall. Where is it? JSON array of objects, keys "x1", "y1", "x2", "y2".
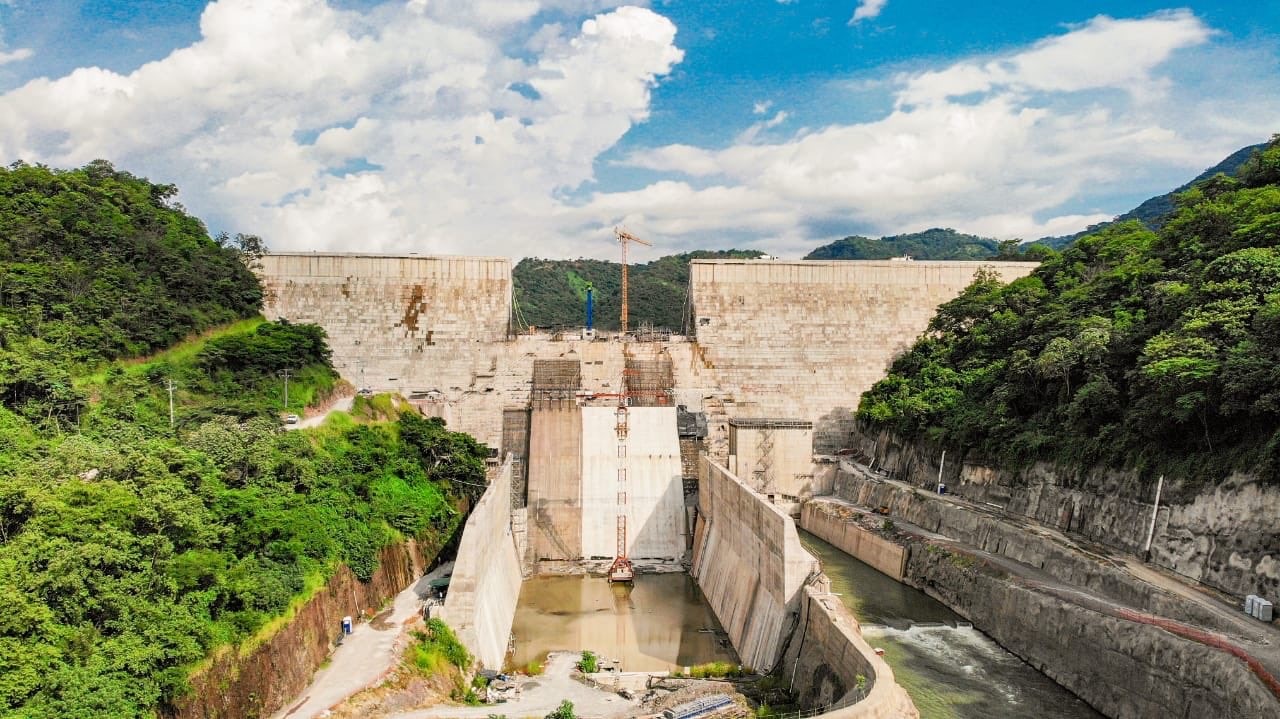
[
  {"x1": 691, "y1": 456, "x2": 819, "y2": 671},
  {"x1": 580, "y1": 406, "x2": 686, "y2": 561},
  {"x1": 527, "y1": 400, "x2": 583, "y2": 562},
  {"x1": 800, "y1": 502, "x2": 906, "y2": 581},
  {"x1": 689, "y1": 260, "x2": 1038, "y2": 452},
  {"x1": 260, "y1": 253, "x2": 522, "y2": 448},
  {"x1": 783, "y1": 585, "x2": 919, "y2": 718},
  {"x1": 444, "y1": 456, "x2": 522, "y2": 669}
]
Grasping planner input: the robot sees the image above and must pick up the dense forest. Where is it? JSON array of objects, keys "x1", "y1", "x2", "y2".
[
  {"x1": 1038, "y1": 142, "x2": 1267, "y2": 248},
  {"x1": 803, "y1": 227, "x2": 1041, "y2": 261},
  {"x1": 0, "y1": 163, "x2": 487, "y2": 718},
  {"x1": 859, "y1": 138, "x2": 1280, "y2": 486},
  {"x1": 513, "y1": 249, "x2": 763, "y2": 331}
]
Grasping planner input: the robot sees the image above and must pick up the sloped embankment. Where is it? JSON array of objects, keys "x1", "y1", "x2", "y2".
[{"x1": 167, "y1": 538, "x2": 445, "y2": 719}]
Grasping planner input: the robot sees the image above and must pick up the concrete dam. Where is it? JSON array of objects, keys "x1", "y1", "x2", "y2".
[{"x1": 259, "y1": 253, "x2": 1280, "y2": 719}]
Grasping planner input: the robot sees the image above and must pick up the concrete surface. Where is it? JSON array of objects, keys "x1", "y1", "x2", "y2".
[
  {"x1": 388, "y1": 652, "x2": 638, "y2": 719},
  {"x1": 688, "y1": 259, "x2": 1038, "y2": 452},
  {"x1": 528, "y1": 399, "x2": 583, "y2": 561},
  {"x1": 273, "y1": 561, "x2": 455, "y2": 719},
  {"x1": 443, "y1": 457, "x2": 522, "y2": 669},
  {"x1": 580, "y1": 406, "x2": 685, "y2": 561},
  {"x1": 783, "y1": 586, "x2": 919, "y2": 719},
  {"x1": 691, "y1": 457, "x2": 819, "y2": 672},
  {"x1": 800, "y1": 503, "x2": 906, "y2": 581},
  {"x1": 728, "y1": 420, "x2": 816, "y2": 498}
]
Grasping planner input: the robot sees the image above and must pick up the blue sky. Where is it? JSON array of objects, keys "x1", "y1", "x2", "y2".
[{"x1": 0, "y1": 1, "x2": 1277, "y2": 258}]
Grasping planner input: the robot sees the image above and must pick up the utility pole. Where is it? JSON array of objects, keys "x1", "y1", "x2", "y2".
[
  {"x1": 165, "y1": 379, "x2": 177, "y2": 428},
  {"x1": 279, "y1": 369, "x2": 293, "y2": 410},
  {"x1": 1144, "y1": 475, "x2": 1164, "y2": 561}
]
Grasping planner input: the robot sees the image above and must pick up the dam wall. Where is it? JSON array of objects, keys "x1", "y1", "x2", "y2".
[
  {"x1": 691, "y1": 456, "x2": 819, "y2": 671},
  {"x1": 527, "y1": 400, "x2": 583, "y2": 562},
  {"x1": 688, "y1": 260, "x2": 1038, "y2": 452},
  {"x1": 581, "y1": 406, "x2": 686, "y2": 561},
  {"x1": 444, "y1": 456, "x2": 522, "y2": 669},
  {"x1": 259, "y1": 253, "x2": 520, "y2": 447},
  {"x1": 783, "y1": 585, "x2": 919, "y2": 718}
]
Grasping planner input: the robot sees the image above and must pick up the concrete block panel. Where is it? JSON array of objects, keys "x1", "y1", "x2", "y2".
[{"x1": 689, "y1": 260, "x2": 1038, "y2": 453}]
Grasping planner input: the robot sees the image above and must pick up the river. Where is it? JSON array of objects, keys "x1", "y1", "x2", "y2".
[{"x1": 799, "y1": 530, "x2": 1104, "y2": 719}]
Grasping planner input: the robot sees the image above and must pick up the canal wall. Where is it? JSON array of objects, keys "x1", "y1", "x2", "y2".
[
  {"x1": 782, "y1": 585, "x2": 918, "y2": 719},
  {"x1": 832, "y1": 468, "x2": 1242, "y2": 631},
  {"x1": 904, "y1": 537, "x2": 1279, "y2": 719},
  {"x1": 799, "y1": 502, "x2": 905, "y2": 581},
  {"x1": 813, "y1": 473, "x2": 1280, "y2": 719},
  {"x1": 443, "y1": 456, "x2": 522, "y2": 669},
  {"x1": 691, "y1": 456, "x2": 819, "y2": 672},
  {"x1": 854, "y1": 427, "x2": 1280, "y2": 601}
]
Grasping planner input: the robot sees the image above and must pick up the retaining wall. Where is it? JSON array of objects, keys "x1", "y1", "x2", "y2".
[
  {"x1": 799, "y1": 503, "x2": 906, "y2": 581},
  {"x1": 782, "y1": 585, "x2": 919, "y2": 719},
  {"x1": 691, "y1": 456, "x2": 819, "y2": 672},
  {"x1": 444, "y1": 457, "x2": 522, "y2": 669},
  {"x1": 855, "y1": 428, "x2": 1280, "y2": 600}
]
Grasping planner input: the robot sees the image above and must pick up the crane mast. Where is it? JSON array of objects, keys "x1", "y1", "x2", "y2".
[{"x1": 614, "y1": 227, "x2": 651, "y2": 335}]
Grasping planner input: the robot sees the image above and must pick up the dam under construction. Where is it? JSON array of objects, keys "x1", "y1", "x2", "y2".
[{"x1": 257, "y1": 253, "x2": 1280, "y2": 719}]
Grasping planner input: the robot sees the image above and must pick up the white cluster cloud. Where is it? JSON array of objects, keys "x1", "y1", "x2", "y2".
[
  {"x1": 615, "y1": 10, "x2": 1276, "y2": 252},
  {"x1": 849, "y1": 0, "x2": 889, "y2": 25},
  {"x1": 0, "y1": 3, "x2": 1273, "y2": 259},
  {"x1": 0, "y1": 0, "x2": 682, "y2": 257}
]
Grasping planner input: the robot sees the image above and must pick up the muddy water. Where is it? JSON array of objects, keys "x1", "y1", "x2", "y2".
[
  {"x1": 509, "y1": 573, "x2": 739, "y2": 672},
  {"x1": 800, "y1": 530, "x2": 1103, "y2": 719}
]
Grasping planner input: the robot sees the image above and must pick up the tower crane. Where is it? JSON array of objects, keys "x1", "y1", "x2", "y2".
[{"x1": 614, "y1": 227, "x2": 651, "y2": 335}]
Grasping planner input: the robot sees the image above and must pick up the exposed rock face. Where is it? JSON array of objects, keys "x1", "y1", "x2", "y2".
[
  {"x1": 166, "y1": 538, "x2": 444, "y2": 719},
  {"x1": 855, "y1": 428, "x2": 1280, "y2": 599},
  {"x1": 905, "y1": 543, "x2": 1277, "y2": 719}
]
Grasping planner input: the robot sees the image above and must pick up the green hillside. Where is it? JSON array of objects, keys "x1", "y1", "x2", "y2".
[
  {"x1": 0, "y1": 163, "x2": 486, "y2": 718},
  {"x1": 513, "y1": 249, "x2": 764, "y2": 332},
  {"x1": 1037, "y1": 142, "x2": 1267, "y2": 249},
  {"x1": 803, "y1": 228, "x2": 1015, "y2": 260},
  {"x1": 859, "y1": 137, "x2": 1280, "y2": 485}
]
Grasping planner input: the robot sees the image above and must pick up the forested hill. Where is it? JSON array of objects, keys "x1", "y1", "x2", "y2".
[
  {"x1": 803, "y1": 228, "x2": 1013, "y2": 260},
  {"x1": 1038, "y1": 142, "x2": 1268, "y2": 248},
  {"x1": 859, "y1": 137, "x2": 1280, "y2": 485},
  {"x1": 513, "y1": 249, "x2": 763, "y2": 331},
  {"x1": 0, "y1": 162, "x2": 487, "y2": 718}
]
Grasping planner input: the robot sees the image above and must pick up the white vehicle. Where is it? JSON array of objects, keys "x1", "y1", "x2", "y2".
[
  {"x1": 357, "y1": 387, "x2": 373, "y2": 397},
  {"x1": 284, "y1": 413, "x2": 300, "y2": 425}
]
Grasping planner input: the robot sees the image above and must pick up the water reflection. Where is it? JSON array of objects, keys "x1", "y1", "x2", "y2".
[
  {"x1": 800, "y1": 530, "x2": 1102, "y2": 719},
  {"x1": 509, "y1": 574, "x2": 739, "y2": 672}
]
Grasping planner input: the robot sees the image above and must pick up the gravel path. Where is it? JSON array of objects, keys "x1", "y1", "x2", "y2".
[{"x1": 273, "y1": 562, "x2": 454, "y2": 719}]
